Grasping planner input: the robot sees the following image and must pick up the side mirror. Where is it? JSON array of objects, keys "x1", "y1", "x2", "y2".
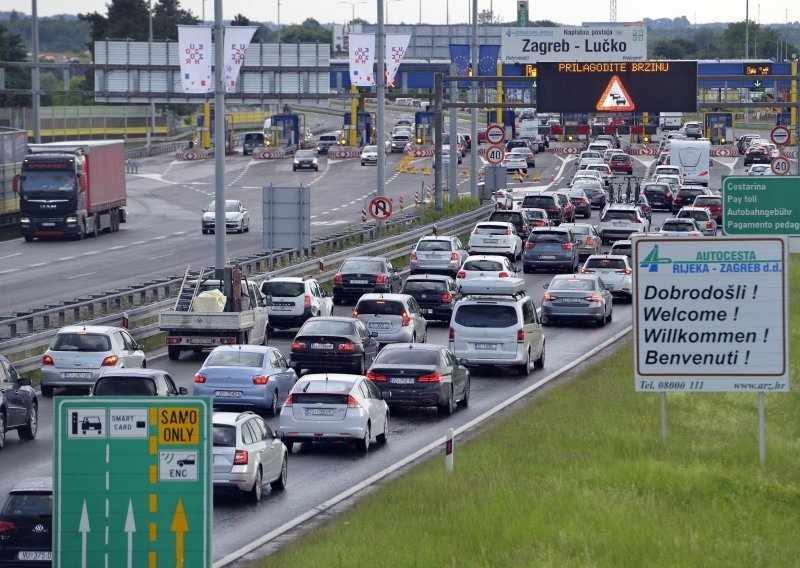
[
  {"x1": 274, "y1": 430, "x2": 285, "y2": 439},
  {"x1": 137, "y1": 344, "x2": 145, "y2": 351},
  {"x1": 458, "y1": 358, "x2": 467, "y2": 366},
  {"x1": 263, "y1": 295, "x2": 273, "y2": 306},
  {"x1": 542, "y1": 283, "x2": 549, "y2": 289},
  {"x1": 179, "y1": 387, "x2": 188, "y2": 395},
  {"x1": 17, "y1": 377, "x2": 32, "y2": 387}
]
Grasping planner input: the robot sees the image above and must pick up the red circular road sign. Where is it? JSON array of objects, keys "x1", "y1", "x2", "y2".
[
  {"x1": 770, "y1": 126, "x2": 791, "y2": 146},
  {"x1": 369, "y1": 196, "x2": 393, "y2": 220},
  {"x1": 770, "y1": 156, "x2": 791, "y2": 176},
  {"x1": 485, "y1": 145, "x2": 505, "y2": 165},
  {"x1": 485, "y1": 124, "x2": 505, "y2": 145}
]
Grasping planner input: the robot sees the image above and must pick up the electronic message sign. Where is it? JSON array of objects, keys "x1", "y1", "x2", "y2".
[{"x1": 535, "y1": 61, "x2": 698, "y2": 113}]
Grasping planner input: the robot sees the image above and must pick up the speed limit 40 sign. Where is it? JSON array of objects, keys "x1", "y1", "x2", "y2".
[
  {"x1": 770, "y1": 156, "x2": 791, "y2": 176},
  {"x1": 485, "y1": 145, "x2": 505, "y2": 165}
]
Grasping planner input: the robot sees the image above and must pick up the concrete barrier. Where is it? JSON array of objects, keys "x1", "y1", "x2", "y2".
[{"x1": 253, "y1": 149, "x2": 287, "y2": 159}]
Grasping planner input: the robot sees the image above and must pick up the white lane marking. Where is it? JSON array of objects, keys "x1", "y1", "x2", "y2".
[
  {"x1": 242, "y1": 186, "x2": 262, "y2": 189},
  {"x1": 130, "y1": 241, "x2": 147, "y2": 245},
  {"x1": 211, "y1": 325, "x2": 633, "y2": 568},
  {"x1": 57, "y1": 256, "x2": 75, "y2": 261},
  {"x1": 66, "y1": 272, "x2": 96, "y2": 280},
  {"x1": 30, "y1": 263, "x2": 46, "y2": 267},
  {"x1": 107, "y1": 246, "x2": 126, "y2": 251},
  {"x1": 82, "y1": 250, "x2": 101, "y2": 256},
  {"x1": 310, "y1": 215, "x2": 319, "y2": 219},
  {"x1": 170, "y1": 231, "x2": 186, "y2": 236},
  {"x1": 0, "y1": 252, "x2": 21, "y2": 260},
  {"x1": 151, "y1": 236, "x2": 167, "y2": 241},
  {"x1": 0, "y1": 268, "x2": 21, "y2": 274},
  {"x1": 147, "y1": 253, "x2": 175, "y2": 260}
]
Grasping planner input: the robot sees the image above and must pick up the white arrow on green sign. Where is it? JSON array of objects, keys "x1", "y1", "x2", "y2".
[{"x1": 722, "y1": 175, "x2": 800, "y2": 235}]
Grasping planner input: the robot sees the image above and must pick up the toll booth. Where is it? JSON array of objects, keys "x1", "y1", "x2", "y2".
[
  {"x1": 343, "y1": 112, "x2": 375, "y2": 146},
  {"x1": 414, "y1": 111, "x2": 435, "y2": 145},
  {"x1": 704, "y1": 112, "x2": 733, "y2": 144},
  {"x1": 265, "y1": 114, "x2": 300, "y2": 148},
  {"x1": 486, "y1": 110, "x2": 516, "y2": 140},
  {"x1": 196, "y1": 107, "x2": 235, "y2": 154},
  {"x1": 776, "y1": 112, "x2": 792, "y2": 126}
]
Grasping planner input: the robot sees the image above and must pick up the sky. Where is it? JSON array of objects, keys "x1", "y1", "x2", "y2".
[{"x1": 3, "y1": 0, "x2": 796, "y2": 26}]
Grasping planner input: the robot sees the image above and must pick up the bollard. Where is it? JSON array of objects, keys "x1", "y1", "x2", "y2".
[
  {"x1": 121, "y1": 311, "x2": 130, "y2": 329},
  {"x1": 361, "y1": 208, "x2": 367, "y2": 224},
  {"x1": 319, "y1": 259, "x2": 325, "y2": 272},
  {"x1": 414, "y1": 191, "x2": 420, "y2": 206},
  {"x1": 399, "y1": 196, "x2": 404, "y2": 211},
  {"x1": 445, "y1": 428, "x2": 454, "y2": 471}
]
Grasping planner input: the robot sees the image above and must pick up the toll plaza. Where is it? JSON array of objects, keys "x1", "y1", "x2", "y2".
[
  {"x1": 704, "y1": 112, "x2": 734, "y2": 144},
  {"x1": 266, "y1": 113, "x2": 301, "y2": 148},
  {"x1": 414, "y1": 111, "x2": 435, "y2": 144},
  {"x1": 343, "y1": 111, "x2": 376, "y2": 147}
]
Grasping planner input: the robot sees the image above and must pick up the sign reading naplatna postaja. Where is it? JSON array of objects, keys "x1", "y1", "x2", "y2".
[
  {"x1": 632, "y1": 236, "x2": 789, "y2": 393},
  {"x1": 501, "y1": 24, "x2": 647, "y2": 64}
]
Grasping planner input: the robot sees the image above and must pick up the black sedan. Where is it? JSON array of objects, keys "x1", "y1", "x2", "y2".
[
  {"x1": 400, "y1": 274, "x2": 460, "y2": 322},
  {"x1": 0, "y1": 477, "x2": 52, "y2": 566},
  {"x1": 332, "y1": 256, "x2": 401, "y2": 304},
  {"x1": 366, "y1": 343, "x2": 470, "y2": 415},
  {"x1": 90, "y1": 369, "x2": 188, "y2": 397},
  {"x1": 0, "y1": 355, "x2": 38, "y2": 449},
  {"x1": 289, "y1": 317, "x2": 379, "y2": 375}
]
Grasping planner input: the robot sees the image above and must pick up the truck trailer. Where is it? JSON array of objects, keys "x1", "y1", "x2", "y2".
[{"x1": 13, "y1": 140, "x2": 127, "y2": 241}]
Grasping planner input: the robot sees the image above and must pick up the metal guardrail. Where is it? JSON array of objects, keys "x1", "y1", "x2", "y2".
[{"x1": 2, "y1": 203, "x2": 493, "y2": 373}]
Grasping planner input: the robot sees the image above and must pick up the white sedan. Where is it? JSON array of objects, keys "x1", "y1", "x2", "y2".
[
  {"x1": 467, "y1": 221, "x2": 523, "y2": 260},
  {"x1": 201, "y1": 199, "x2": 249, "y2": 234},
  {"x1": 456, "y1": 255, "x2": 518, "y2": 281}
]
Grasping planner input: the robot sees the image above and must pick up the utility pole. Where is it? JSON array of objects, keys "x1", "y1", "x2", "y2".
[
  {"x1": 745, "y1": 0, "x2": 750, "y2": 59},
  {"x1": 213, "y1": 0, "x2": 226, "y2": 276},
  {"x1": 147, "y1": 0, "x2": 155, "y2": 148},
  {"x1": 376, "y1": 0, "x2": 386, "y2": 202},
  {"x1": 470, "y1": 0, "x2": 478, "y2": 198},
  {"x1": 31, "y1": 0, "x2": 41, "y2": 143}
]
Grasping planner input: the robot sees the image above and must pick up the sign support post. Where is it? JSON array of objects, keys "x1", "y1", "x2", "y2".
[{"x1": 449, "y1": 63, "x2": 458, "y2": 203}]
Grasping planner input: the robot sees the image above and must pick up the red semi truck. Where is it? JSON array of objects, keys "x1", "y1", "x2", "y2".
[{"x1": 13, "y1": 140, "x2": 127, "y2": 241}]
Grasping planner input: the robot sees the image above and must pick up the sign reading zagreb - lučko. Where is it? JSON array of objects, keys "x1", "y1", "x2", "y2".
[{"x1": 536, "y1": 61, "x2": 698, "y2": 113}]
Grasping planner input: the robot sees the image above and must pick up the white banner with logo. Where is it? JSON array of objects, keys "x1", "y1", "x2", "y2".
[
  {"x1": 385, "y1": 33, "x2": 411, "y2": 87},
  {"x1": 178, "y1": 25, "x2": 213, "y2": 93},
  {"x1": 349, "y1": 33, "x2": 375, "y2": 87},
  {"x1": 223, "y1": 26, "x2": 257, "y2": 92}
]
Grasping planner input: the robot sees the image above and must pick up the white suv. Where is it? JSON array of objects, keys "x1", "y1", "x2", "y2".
[
  {"x1": 261, "y1": 277, "x2": 333, "y2": 330},
  {"x1": 449, "y1": 278, "x2": 545, "y2": 376},
  {"x1": 598, "y1": 204, "x2": 650, "y2": 244}
]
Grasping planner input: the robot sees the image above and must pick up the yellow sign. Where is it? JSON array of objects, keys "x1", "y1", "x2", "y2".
[
  {"x1": 524, "y1": 65, "x2": 537, "y2": 78},
  {"x1": 158, "y1": 407, "x2": 200, "y2": 445},
  {"x1": 558, "y1": 62, "x2": 671, "y2": 74}
]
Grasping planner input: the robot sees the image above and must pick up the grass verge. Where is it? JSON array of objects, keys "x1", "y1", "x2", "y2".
[{"x1": 256, "y1": 257, "x2": 800, "y2": 568}]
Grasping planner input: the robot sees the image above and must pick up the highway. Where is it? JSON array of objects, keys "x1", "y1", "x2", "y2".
[{"x1": 0, "y1": 130, "x2": 756, "y2": 562}]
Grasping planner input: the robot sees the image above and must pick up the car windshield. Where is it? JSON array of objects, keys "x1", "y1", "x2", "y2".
[
  {"x1": 299, "y1": 320, "x2": 354, "y2": 336},
  {"x1": 93, "y1": 377, "x2": 157, "y2": 396},
  {"x1": 261, "y1": 281, "x2": 304, "y2": 297},
  {"x1": 1, "y1": 492, "x2": 52, "y2": 516},
  {"x1": 529, "y1": 232, "x2": 569, "y2": 243},
  {"x1": 51, "y1": 333, "x2": 111, "y2": 352},
  {"x1": 356, "y1": 300, "x2": 405, "y2": 316},
  {"x1": 551, "y1": 278, "x2": 596, "y2": 292},
  {"x1": 663, "y1": 221, "x2": 695, "y2": 232},
  {"x1": 585, "y1": 258, "x2": 627, "y2": 270},
  {"x1": 363, "y1": 146, "x2": 377, "y2": 152},
  {"x1": 417, "y1": 240, "x2": 452, "y2": 252},
  {"x1": 244, "y1": 133, "x2": 263, "y2": 142},
  {"x1": 374, "y1": 349, "x2": 439, "y2": 365},
  {"x1": 403, "y1": 280, "x2": 447, "y2": 293},
  {"x1": 204, "y1": 351, "x2": 265, "y2": 368},
  {"x1": 473, "y1": 224, "x2": 509, "y2": 235},
  {"x1": 213, "y1": 425, "x2": 236, "y2": 447},
  {"x1": 454, "y1": 305, "x2": 517, "y2": 328},
  {"x1": 341, "y1": 259, "x2": 384, "y2": 273},
  {"x1": 20, "y1": 170, "x2": 76, "y2": 192},
  {"x1": 463, "y1": 260, "x2": 503, "y2": 271},
  {"x1": 207, "y1": 201, "x2": 240, "y2": 212},
  {"x1": 296, "y1": 150, "x2": 315, "y2": 159}
]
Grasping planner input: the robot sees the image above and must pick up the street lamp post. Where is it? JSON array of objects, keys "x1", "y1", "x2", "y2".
[
  {"x1": 147, "y1": 0, "x2": 155, "y2": 148},
  {"x1": 745, "y1": 0, "x2": 749, "y2": 59},
  {"x1": 339, "y1": 0, "x2": 367, "y2": 23}
]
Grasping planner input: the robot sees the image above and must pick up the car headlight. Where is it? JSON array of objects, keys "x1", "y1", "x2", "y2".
[
  {"x1": 66, "y1": 216, "x2": 77, "y2": 223},
  {"x1": 293, "y1": 160, "x2": 299, "y2": 164},
  {"x1": 20, "y1": 217, "x2": 30, "y2": 224},
  {"x1": 313, "y1": 159, "x2": 318, "y2": 164}
]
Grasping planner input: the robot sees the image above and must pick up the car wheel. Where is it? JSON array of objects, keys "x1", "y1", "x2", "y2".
[
  {"x1": 354, "y1": 357, "x2": 366, "y2": 375},
  {"x1": 41, "y1": 385, "x2": 53, "y2": 397},
  {"x1": 76, "y1": 221, "x2": 86, "y2": 240},
  {"x1": 516, "y1": 350, "x2": 530, "y2": 376},
  {"x1": 141, "y1": 360, "x2": 147, "y2": 369},
  {"x1": 376, "y1": 414, "x2": 389, "y2": 444},
  {"x1": 356, "y1": 423, "x2": 371, "y2": 452},
  {"x1": 238, "y1": 221, "x2": 244, "y2": 234},
  {"x1": 168, "y1": 346, "x2": 181, "y2": 361},
  {"x1": 607, "y1": 309, "x2": 613, "y2": 323},
  {"x1": 249, "y1": 467, "x2": 263, "y2": 502},
  {"x1": 596, "y1": 314, "x2": 607, "y2": 327},
  {"x1": 541, "y1": 316, "x2": 552, "y2": 326},
  {"x1": 0, "y1": 412, "x2": 5, "y2": 450},
  {"x1": 270, "y1": 457, "x2": 288, "y2": 491},
  {"x1": 438, "y1": 386, "x2": 456, "y2": 415},
  {"x1": 293, "y1": 166, "x2": 297, "y2": 171},
  {"x1": 533, "y1": 341, "x2": 545, "y2": 370},
  {"x1": 269, "y1": 390, "x2": 279, "y2": 417},
  {"x1": 523, "y1": 265, "x2": 532, "y2": 274},
  {"x1": 283, "y1": 440, "x2": 294, "y2": 452},
  {"x1": 19, "y1": 403, "x2": 37, "y2": 440},
  {"x1": 244, "y1": 221, "x2": 250, "y2": 233},
  {"x1": 459, "y1": 377, "x2": 471, "y2": 406}
]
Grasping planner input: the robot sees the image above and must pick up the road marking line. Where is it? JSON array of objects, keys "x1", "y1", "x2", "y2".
[
  {"x1": 66, "y1": 271, "x2": 96, "y2": 280},
  {"x1": 57, "y1": 256, "x2": 75, "y2": 261},
  {"x1": 150, "y1": 494, "x2": 157, "y2": 513},
  {"x1": 131, "y1": 241, "x2": 147, "y2": 245},
  {"x1": 149, "y1": 522, "x2": 156, "y2": 542},
  {"x1": 0, "y1": 252, "x2": 21, "y2": 260},
  {"x1": 0, "y1": 268, "x2": 21, "y2": 274},
  {"x1": 107, "y1": 246, "x2": 126, "y2": 251},
  {"x1": 30, "y1": 262, "x2": 46, "y2": 267},
  {"x1": 147, "y1": 253, "x2": 175, "y2": 260},
  {"x1": 151, "y1": 236, "x2": 167, "y2": 241}
]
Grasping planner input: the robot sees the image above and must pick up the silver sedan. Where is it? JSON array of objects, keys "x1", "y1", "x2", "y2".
[
  {"x1": 201, "y1": 199, "x2": 250, "y2": 234},
  {"x1": 352, "y1": 294, "x2": 427, "y2": 344}
]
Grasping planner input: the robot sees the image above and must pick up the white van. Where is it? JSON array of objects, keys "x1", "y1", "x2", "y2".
[{"x1": 669, "y1": 139, "x2": 710, "y2": 186}]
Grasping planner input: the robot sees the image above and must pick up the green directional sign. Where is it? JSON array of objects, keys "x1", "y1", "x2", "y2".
[
  {"x1": 516, "y1": 0, "x2": 529, "y2": 27},
  {"x1": 722, "y1": 176, "x2": 800, "y2": 235},
  {"x1": 54, "y1": 398, "x2": 211, "y2": 568}
]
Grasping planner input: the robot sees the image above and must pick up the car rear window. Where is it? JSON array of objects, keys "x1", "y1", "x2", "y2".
[
  {"x1": 93, "y1": 377, "x2": 157, "y2": 396},
  {"x1": 679, "y1": 210, "x2": 710, "y2": 221},
  {"x1": 417, "y1": 240, "x2": 452, "y2": 252},
  {"x1": 663, "y1": 221, "x2": 695, "y2": 232},
  {"x1": 488, "y1": 212, "x2": 522, "y2": 225},
  {"x1": 295, "y1": 379, "x2": 353, "y2": 394},
  {"x1": 319, "y1": 135, "x2": 338, "y2": 142},
  {"x1": 610, "y1": 155, "x2": 629, "y2": 162},
  {"x1": 355, "y1": 300, "x2": 405, "y2": 316},
  {"x1": 678, "y1": 189, "x2": 705, "y2": 198},
  {"x1": 529, "y1": 231, "x2": 569, "y2": 243},
  {"x1": 474, "y1": 224, "x2": 510, "y2": 235},
  {"x1": 341, "y1": 259, "x2": 384, "y2": 273},
  {"x1": 290, "y1": 393, "x2": 350, "y2": 405},
  {"x1": 213, "y1": 425, "x2": 236, "y2": 447},
  {"x1": 584, "y1": 258, "x2": 627, "y2": 270},
  {"x1": 454, "y1": 305, "x2": 518, "y2": 328},
  {"x1": 463, "y1": 260, "x2": 503, "y2": 271},
  {"x1": 602, "y1": 210, "x2": 637, "y2": 221},
  {"x1": 694, "y1": 197, "x2": 720, "y2": 206},
  {"x1": 299, "y1": 320, "x2": 354, "y2": 336},
  {"x1": 374, "y1": 349, "x2": 439, "y2": 365},
  {"x1": 205, "y1": 351, "x2": 264, "y2": 368},
  {"x1": 566, "y1": 225, "x2": 591, "y2": 235},
  {"x1": 644, "y1": 184, "x2": 668, "y2": 195},
  {"x1": 51, "y1": 333, "x2": 111, "y2": 352},
  {"x1": 1, "y1": 492, "x2": 52, "y2": 516},
  {"x1": 550, "y1": 278, "x2": 595, "y2": 292},
  {"x1": 402, "y1": 280, "x2": 447, "y2": 293},
  {"x1": 610, "y1": 244, "x2": 632, "y2": 257},
  {"x1": 261, "y1": 281, "x2": 304, "y2": 297},
  {"x1": 521, "y1": 196, "x2": 556, "y2": 209}
]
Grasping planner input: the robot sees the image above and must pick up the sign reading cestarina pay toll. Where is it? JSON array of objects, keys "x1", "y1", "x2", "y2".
[
  {"x1": 722, "y1": 176, "x2": 800, "y2": 235},
  {"x1": 54, "y1": 398, "x2": 212, "y2": 568},
  {"x1": 632, "y1": 236, "x2": 789, "y2": 393}
]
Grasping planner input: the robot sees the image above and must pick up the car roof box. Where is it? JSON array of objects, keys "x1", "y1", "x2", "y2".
[{"x1": 459, "y1": 277, "x2": 526, "y2": 297}]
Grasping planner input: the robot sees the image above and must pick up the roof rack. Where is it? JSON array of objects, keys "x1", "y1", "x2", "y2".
[{"x1": 459, "y1": 277, "x2": 526, "y2": 298}]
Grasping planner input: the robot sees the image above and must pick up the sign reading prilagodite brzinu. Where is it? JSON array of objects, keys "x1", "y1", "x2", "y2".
[{"x1": 632, "y1": 236, "x2": 789, "y2": 392}]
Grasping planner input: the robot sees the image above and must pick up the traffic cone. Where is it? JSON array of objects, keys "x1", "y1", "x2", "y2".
[{"x1": 533, "y1": 171, "x2": 541, "y2": 182}]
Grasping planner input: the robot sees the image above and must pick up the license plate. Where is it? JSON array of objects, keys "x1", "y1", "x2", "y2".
[
  {"x1": 271, "y1": 305, "x2": 291, "y2": 311},
  {"x1": 368, "y1": 322, "x2": 391, "y2": 329},
  {"x1": 421, "y1": 309, "x2": 433, "y2": 315},
  {"x1": 613, "y1": 221, "x2": 629, "y2": 226},
  {"x1": 63, "y1": 372, "x2": 92, "y2": 379},
  {"x1": 483, "y1": 239, "x2": 498, "y2": 244},
  {"x1": 562, "y1": 298, "x2": 583, "y2": 303},
  {"x1": 188, "y1": 337, "x2": 215, "y2": 345},
  {"x1": 350, "y1": 279, "x2": 368, "y2": 285},
  {"x1": 540, "y1": 255, "x2": 556, "y2": 260},
  {"x1": 311, "y1": 343, "x2": 333, "y2": 350},
  {"x1": 42, "y1": 222, "x2": 56, "y2": 227},
  {"x1": 215, "y1": 391, "x2": 242, "y2": 398},
  {"x1": 304, "y1": 408, "x2": 334, "y2": 416},
  {"x1": 475, "y1": 343, "x2": 498, "y2": 350},
  {"x1": 391, "y1": 377, "x2": 415, "y2": 384},
  {"x1": 19, "y1": 551, "x2": 52, "y2": 561}
]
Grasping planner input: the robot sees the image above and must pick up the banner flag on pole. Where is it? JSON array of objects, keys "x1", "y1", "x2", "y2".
[
  {"x1": 385, "y1": 34, "x2": 411, "y2": 87},
  {"x1": 223, "y1": 26, "x2": 257, "y2": 92},
  {"x1": 349, "y1": 33, "x2": 376, "y2": 87},
  {"x1": 478, "y1": 44, "x2": 501, "y2": 87},
  {"x1": 178, "y1": 25, "x2": 213, "y2": 93},
  {"x1": 448, "y1": 44, "x2": 471, "y2": 87}
]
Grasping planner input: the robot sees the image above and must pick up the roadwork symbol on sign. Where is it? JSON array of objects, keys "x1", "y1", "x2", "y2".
[
  {"x1": 369, "y1": 196, "x2": 393, "y2": 220},
  {"x1": 596, "y1": 75, "x2": 635, "y2": 112},
  {"x1": 770, "y1": 156, "x2": 791, "y2": 176},
  {"x1": 770, "y1": 125, "x2": 790, "y2": 146},
  {"x1": 485, "y1": 145, "x2": 505, "y2": 165}
]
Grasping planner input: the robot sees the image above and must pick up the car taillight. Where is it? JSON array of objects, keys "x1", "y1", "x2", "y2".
[
  {"x1": 561, "y1": 243, "x2": 572, "y2": 250},
  {"x1": 456, "y1": 270, "x2": 466, "y2": 278},
  {"x1": 303, "y1": 295, "x2": 312, "y2": 309},
  {"x1": 617, "y1": 269, "x2": 633, "y2": 275},
  {"x1": 221, "y1": 337, "x2": 237, "y2": 345},
  {"x1": 42, "y1": 354, "x2": 54, "y2": 366},
  {"x1": 441, "y1": 293, "x2": 452, "y2": 303},
  {"x1": 666, "y1": 192, "x2": 672, "y2": 198},
  {"x1": 600, "y1": 217, "x2": 610, "y2": 222},
  {"x1": 410, "y1": 251, "x2": 417, "y2": 260},
  {"x1": 0, "y1": 521, "x2": 16, "y2": 532},
  {"x1": 525, "y1": 242, "x2": 535, "y2": 249},
  {"x1": 449, "y1": 327, "x2": 455, "y2": 341},
  {"x1": 548, "y1": 207, "x2": 559, "y2": 212},
  {"x1": 338, "y1": 342, "x2": 356, "y2": 352},
  {"x1": 291, "y1": 341, "x2": 308, "y2": 351},
  {"x1": 284, "y1": 394, "x2": 293, "y2": 407},
  {"x1": 347, "y1": 395, "x2": 362, "y2": 408},
  {"x1": 706, "y1": 221, "x2": 713, "y2": 230},
  {"x1": 234, "y1": 450, "x2": 248, "y2": 465},
  {"x1": 517, "y1": 328, "x2": 525, "y2": 343},
  {"x1": 101, "y1": 355, "x2": 118, "y2": 367},
  {"x1": 506, "y1": 227, "x2": 511, "y2": 235},
  {"x1": 352, "y1": 309, "x2": 359, "y2": 317},
  {"x1": 253, "y1": 375, "x2": 272, "y2": 385},
  {"x1": 521, "y1": 224, "x2": 527, "y2": 234},
  {"x1": 418, "y1": 372, "x2": 442, "y2": 383},
  {"x1": 498, "y1": 272, "x2": 509, "y2": 278},
  {"x1": 366, "y1": 371, "x2": 388, "y2": 382},
  {"x1": 401, "y1": 312, "x2": 411, "y2": 326},
  {"x1": 376, "y1": 274, "x2": 387, "y2": 284},
  {"x1": 194, "y1": 373, "x2": 206, "y2": 383},
  {"x1": 585, "y1": 295, "x2": 602, "y2": 303},
  {"x1": 581, "y1": 268, "x2": 595, "y2": 273},
  {"x1": 450, "y1": 252, "x2": 459, "y2": 261},
  {"x1": 585, "y1": 237, "x2": 594, "y2": 245},
  {"x1": 166, "y1": 337, "x2": 181, "y2": 344},
  {"x1": 334, "y1": 274, "x2": 343, "y2": 284},
  {"x1": 543, "y1": 293, "x2": 556, "y2": 302}
]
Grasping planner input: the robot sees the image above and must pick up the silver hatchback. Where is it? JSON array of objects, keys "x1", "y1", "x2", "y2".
[
  {"x1": 409, "y1": 236, "x2": 468, "y2": 277},
  {"x1": 40, "y1": 325, "x2": 146, "y2": 396},
  {"x1": 353, "y1": 294, "x2": 427, "y2": 344}
]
